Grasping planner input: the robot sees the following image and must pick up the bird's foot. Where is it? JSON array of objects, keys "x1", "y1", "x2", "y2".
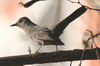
[
  {"x1": 35, "y1": 51, "x2": 41, "y2": 55},
  {"x1": 55, "y1": 46, "x2": 60, "y2": 53},
  {"x1": 56, "y1": 50, "x2": 60, "y2": 53}
]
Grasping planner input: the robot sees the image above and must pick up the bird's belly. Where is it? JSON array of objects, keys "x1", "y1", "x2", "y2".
[{"x1": 26, "y1": 31, "x2": 53, "y2": 45}]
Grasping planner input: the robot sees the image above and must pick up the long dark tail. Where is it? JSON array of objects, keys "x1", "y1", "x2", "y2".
[
  {"x1": 52, "y1": 6, "x2": 87, "y2": 37},
  {"x1": 44, "y1": 39, "x2": 64, "y2": 45}
]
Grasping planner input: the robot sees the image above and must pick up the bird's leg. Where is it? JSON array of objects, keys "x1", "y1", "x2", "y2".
[
  {"x1": 35, "y1": 45, "x2": 43, "y2": 53},
  {"x1": 56, "y1": 45, "x2": 59, "y2": 51},
  {"x1": 27, "y1": 46, "x2": 32, "y2": 55}
]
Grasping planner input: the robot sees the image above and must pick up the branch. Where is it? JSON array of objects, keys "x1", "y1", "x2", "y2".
[
  {"x1": 19, "y1": 0, "x2": 100, "y2": 11},
  {"x1": 87, "y1": 33, "x2": 100, "y2": 43},
  {"x1": 79, "y1": 31, "x2": 100, "y2": 66},
  {"x1": 19, "y1": 0, "x2": 45, "y2": 8},
  {"x1": 67, "y1": 0, "x2": 100, "y2": 11},
  {"x1": 0, "y1": 48, "x2": 100, "y2": 66}
]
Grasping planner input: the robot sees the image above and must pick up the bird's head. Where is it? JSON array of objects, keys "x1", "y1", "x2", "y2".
[{"x1": 11, "y1": 17, "x2": 36, "y2": 28}]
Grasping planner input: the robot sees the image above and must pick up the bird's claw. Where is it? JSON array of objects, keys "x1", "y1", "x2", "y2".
[
  {"x1": 35, "y1": 51, "x2": 41, "y2": 55},
  {"x1": 54, "y1": 48, "x2": 60, "y2": 53}
]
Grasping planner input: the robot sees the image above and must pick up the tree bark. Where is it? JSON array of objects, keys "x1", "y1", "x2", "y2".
[{"x1": 0, "y1": 48, "x2": 99, "y2": 66}]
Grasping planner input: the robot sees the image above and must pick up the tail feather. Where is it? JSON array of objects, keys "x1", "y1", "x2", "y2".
[
  {"x1": 44, "y1": 39, "x2": 64, "y2": 45},
  {"x1": 52, "y1": 6, "x2": 87, "y2": 37}
]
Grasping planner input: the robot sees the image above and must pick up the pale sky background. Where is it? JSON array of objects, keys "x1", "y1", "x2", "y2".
[{"x1": 0, "y1": 0, "x2": 100, "y2": 66}]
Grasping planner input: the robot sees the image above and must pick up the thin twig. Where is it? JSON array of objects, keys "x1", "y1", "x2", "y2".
[
  {"x1": 79, "y1": 46, "x2": 87, "y2": 66},
  {"x1": 86, "y1": 30, "x2": 100, "y2": 66},
  {"x1": 79, "y1": 30, "x2": 100, "y2": 66},
  {"x1": 86, "y1": 30, "x2": 99, "y2": 48},
  {"x1": 87, "y1": 30, "x2": 94, "y2": 49},
  {"x1": 67, "y1": 0, "x2": 100, "y2": 11},
  {"x1": 0, "y1": 49, "x2": 100, "y2": 65},
  {"x1": 87, "y1": 33, "x2": 100, "y2": 42},
  {"x1": 27, "y1": 47, "x2": 32, "y2": 54}
]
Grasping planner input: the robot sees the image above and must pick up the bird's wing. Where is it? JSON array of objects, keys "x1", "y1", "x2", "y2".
[
  {"x1": 31, "y1": 27, "x2": 53, "y2": 40},
  {"x1": 36, "y1": 31, "x2": 53, "y2": 40},
  {"x1": 52, "y1": 6, "x2": 87, "y2": 37}
]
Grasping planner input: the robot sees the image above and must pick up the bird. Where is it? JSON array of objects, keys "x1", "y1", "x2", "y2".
[
  {"x1": 11, "y1": 6, "x2": 87, "y2": 53},
  {"x1": 11, "y1": 17, "x2": 64, "y2": 53}
]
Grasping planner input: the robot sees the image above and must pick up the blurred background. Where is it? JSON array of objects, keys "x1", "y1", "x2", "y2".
[{"x1": 0, "y1": 0, "x2": 100, "y2": 66}]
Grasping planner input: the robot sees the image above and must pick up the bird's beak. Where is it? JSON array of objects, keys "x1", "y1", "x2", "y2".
[{"x1": 10, "y1": 23, "x2": 17, "y2": 27}]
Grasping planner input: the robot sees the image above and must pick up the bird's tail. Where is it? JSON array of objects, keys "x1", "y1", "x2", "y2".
[
  {"x1": 44, "y1": 39, "x2": 64, "y2": 45},
  {"x1": 52, "y1": 6, "x2": 87, "y2": 37}
]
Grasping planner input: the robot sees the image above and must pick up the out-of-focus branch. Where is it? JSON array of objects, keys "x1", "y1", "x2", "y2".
[
  {"x1": 19, "y1": 0, "x2": 100, "y2": 11},
  {"x1": 0, "y1": 48, "x2": 100, "y2": 66},
  {"x1": 87, "y1": 33, "x2": 100, "y2": 43},
  {"x1": 79, "y1": 31, "x2": 100, "y2": 66}
]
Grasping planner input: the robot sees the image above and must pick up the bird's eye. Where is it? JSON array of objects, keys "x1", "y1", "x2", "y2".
[{"x1": 19, "y1": 19, "x2": 23, "y2": 22}]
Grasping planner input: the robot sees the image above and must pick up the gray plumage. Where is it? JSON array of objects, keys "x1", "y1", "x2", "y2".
[{"x1": 11, "y1": 17, "x2": 64, "y2": 52}]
